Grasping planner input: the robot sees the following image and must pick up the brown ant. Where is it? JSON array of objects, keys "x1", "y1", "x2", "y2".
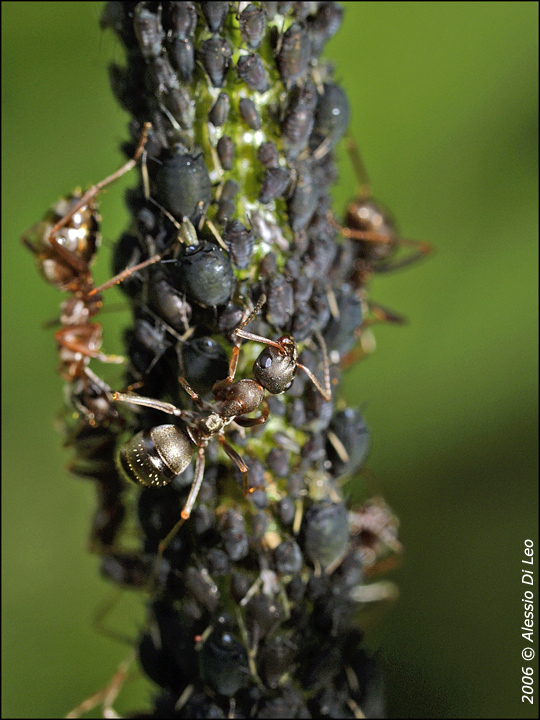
[
  {"x1": 330, "y1": 135, "x2": 432, "y2": 282},
  {"x1": 113, "y1": 294, "x2": 332, "y2": 556},
  {"x1": 22, "y1": 123, "x2": 152, "y2": 425}
]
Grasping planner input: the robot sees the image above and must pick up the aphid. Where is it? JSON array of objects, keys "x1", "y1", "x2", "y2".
[
  {"x1": 146, "y1": 270, "x2": 192, "y2": 334},
  {"x1": 257, "y1": 141, "x2": 279, "y2": 168},
  {"x1": 198, "y1": 627, "x2": 249, "y2": 696},
  {"x1": 113, "y1": 295, "x2": 332, "y2": 553},
  {"x1": 169, "y1": 37, "x2": 195, "y2": 83},
  {"x1": 200, "y1": 36, "x2": 232, "y2": 88},
  {"x1": 277, "y1": 22, "x2": 311, "y2": 84},
  {"x1": 165, "y1": 239, "x2": 236, "y2": 307},
  {"x1": 310, "y1": 82, "x2": 350, "y2": 158},
  {"x1": 308, "y1": 1, "x2": 343, "y2": 56},
  {"x1": 259, "y1": 166, "x2": 290, "y2": 204},
  {"x1": 22, "y1": 123, "x2": 151, "y2": 425},
  {"x1": 287, "y1": 161, "x2": 319, "y2": 231},
  {"x1": 330, "y1": 137, "x2": 433, "y2": 272},
  {"x1": 302, "y1": 501, "x2": 349, "y2": 570},
  {"x1": 185, "y1": 565, "x2": 220, "y2": 612},
  {"x1": 200, "y1": 1, "x2": 229, "y2": 33},
  {"x1": 239, "y1": 97, "x2": 262, "y2": 130},
  {"x1": 259, "y1": 637, "x2": 293, "y2": 689},
  {"x1": 326, "y1": 408, "x2": 370, "y2": 480},
  {"x1": 154, "y1": 149, "x2": 212, "y2": 223},
  {"x1": 134, "y1": 2, "x2": 165, "y2": 60},
  {"x1": 215, "y1": 177, "x2": 239, "y2": 223},
  {"x1": 273, "y1": 539, "x2": 303, "y2": 574},
  {"x1": 181, "y1": 336, "x2": 229, "y2": 396},
  {"x1": 265, "y1": 275, "x2": 294, "y2": 329},
  {"x1": 208, "y1": 91, "x2": 230, "y2": 127},
  {"x1": 219, "y1": 508, "x2": 249, "y2": 561},
  {"x1": 216, "y1": 134, "x2": 235, "y2": 170},
  {"x1": 236, "y1": 53, "x2": 269, "y2": 93},
  {"x1": 222, "y1": 219, "x2": 254, "y2": 269},
  {"x1": 166, "y1": 1, "x2": 197, "y2": 40},
  {"x1": 239, "y1": 4, "x2": 267, "y2": 50},
  {"x1": 282, "y1": 80, "x2": 317, "y2": 157}
]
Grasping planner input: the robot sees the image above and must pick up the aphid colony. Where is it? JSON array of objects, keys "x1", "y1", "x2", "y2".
[{"x1": 24, "y1": 3, "x2": 416, "y2": 717}]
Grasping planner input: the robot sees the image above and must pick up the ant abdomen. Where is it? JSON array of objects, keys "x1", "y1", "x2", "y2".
[{"x1": 118, "y1": 424, "x2": 192, "y2": 488}]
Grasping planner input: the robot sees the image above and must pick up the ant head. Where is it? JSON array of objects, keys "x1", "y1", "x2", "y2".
[{"x1": 253, "y1": 337, "x2": 298, "y2": 395}]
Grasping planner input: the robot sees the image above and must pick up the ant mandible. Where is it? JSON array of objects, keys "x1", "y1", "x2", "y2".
[
  {"x1": 22, "y1": 123, "x2": 152, "y2": 424},
  {"x1": 113, "y1": 294, "x2": 332, "y2": 555},
  {"x1": 330, "y1": 135, "x2": 433, "y2": 280}
]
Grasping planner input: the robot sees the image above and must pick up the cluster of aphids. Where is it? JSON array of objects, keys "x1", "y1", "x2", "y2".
[{"x1": 25, "y1": 2, "x2": 423, "y2": 715}]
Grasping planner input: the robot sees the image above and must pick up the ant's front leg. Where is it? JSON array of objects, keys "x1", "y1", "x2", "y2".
[
  {"x1": 113, "y1": 391, "x2": 185, "y2": 418},
  {"x1": 49, "y1": 123, "x2": 151, "y2": 249},
  {"x1": 234, "y1": 400, "x2": 270, "y2": 427}
]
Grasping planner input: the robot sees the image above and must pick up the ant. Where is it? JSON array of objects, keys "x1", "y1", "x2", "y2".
[
  {"x1": 330, "y1": 135, "x2": 432, "y2": 282},
  {"x1": 22, "y1": 123, "x2": 152, "y2": 425},
  {"x1": 113, "y1": 294, "x2": 332, "y2": 556}
]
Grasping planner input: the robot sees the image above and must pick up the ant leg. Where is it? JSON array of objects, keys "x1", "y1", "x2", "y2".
[
  {"x1": 90, "y1": 214, "x2": 199, "y2": 297},
  {"x1": 297, "y1": 330, "x2": 332, "y2": 401},
  {"x1": 48, "y1": 123, "x2": 151, "y2": 247},
  {"x1": 91, "y1": 590, "x2": 137, "y2": 647},
  {"x1": 55, "y1": 326, "x2": 124, "y2": 364},
  {"x1": 112, "y1": 391, "x2": 185, "y2": 417},
  {"x1": 329, "y1": 212, "x2": 433, "y2": 257},
  {"x1": 234, "y1": 293, "x2": 267, "y2": 335},
  {"x1": 234, "y1": 400, "x2": 270, "y2": 427},
  {"x1": 156, "y1": 444, "x2": 206, "y2": 560},
  {"x1": 369, "y1": 247, "x2": 433, "y2": 272},
  {"x1": 364, "y1": 301, "x2": 407, "y2": 327},
  {"x1": 89, "y1": 251, "x2": 166, "y2": 296},
  {"x1": 218, "y1": 436, "x2": 254, "y2": 495},
  {"x1": 178, "y1": 375, "x2": 205, "y2": 409},
  {"x1": 344, "y1": 133, "x2": 372, "y2": 200},
  {"x1": 65, "y1": 650, "x2": 136, "y2": 719}
]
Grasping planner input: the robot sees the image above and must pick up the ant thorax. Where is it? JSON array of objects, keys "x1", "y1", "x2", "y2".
[{"x1": 194, "y1": 409, "x2": 226, "y2": 437}]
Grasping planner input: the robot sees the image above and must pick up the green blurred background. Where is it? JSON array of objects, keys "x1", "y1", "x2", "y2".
[{"x1": 2, "y1": 2, "x2": 538, "y2": 717}]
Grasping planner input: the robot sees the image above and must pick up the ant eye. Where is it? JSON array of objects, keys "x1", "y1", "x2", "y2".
[{"x1": 258, "y1": 348, "x2": 273, "y2": 369}]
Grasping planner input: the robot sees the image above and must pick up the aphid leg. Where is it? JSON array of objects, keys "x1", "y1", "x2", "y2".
[{"x1": 49, "y1": 123, "x2": 151, "y2": 248}]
